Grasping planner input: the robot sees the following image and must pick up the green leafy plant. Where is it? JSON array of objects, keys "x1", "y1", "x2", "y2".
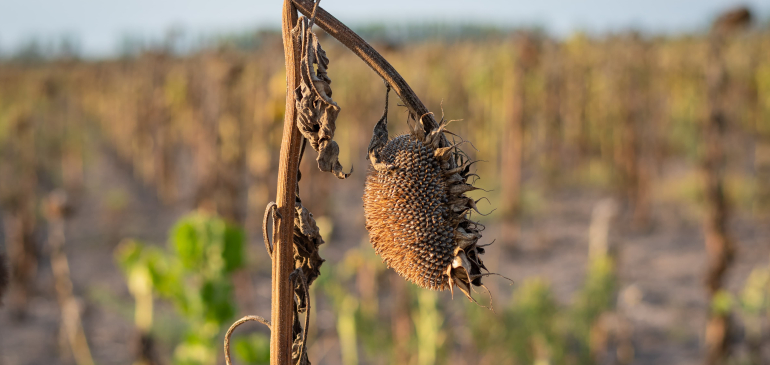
[
  {"x1": 571, "y1": 255, "x2": 617, "y2": 362},
  {"x1": 315, "y1": 247, "x2": 375, "y2": 365},
  {"x1": 506, "y1": 279, "x2": 566, "y2": 365},
  {"x1": 231, "y1": 334, "x2": 271, "y2": 365},
  {"x1": 463, "y1": 255, "x2": 618, "y2": 365},
  {"x1": 116, "y1": 212, "x2": 245, "y2": 365}
]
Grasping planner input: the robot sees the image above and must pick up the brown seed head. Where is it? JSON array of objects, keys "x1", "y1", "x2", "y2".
[{"x1": 364, "y1": 116, "x2": 487, "y2": 299}]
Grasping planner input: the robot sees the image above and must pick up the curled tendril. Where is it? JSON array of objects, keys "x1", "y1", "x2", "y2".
[{"x1": 224, "y1": 316, "x2": 271, "y2": 365}]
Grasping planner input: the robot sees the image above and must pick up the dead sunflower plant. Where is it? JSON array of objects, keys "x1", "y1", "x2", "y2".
[{"x1": 224, "y1": 1, "x2": 502, "y2": 364}]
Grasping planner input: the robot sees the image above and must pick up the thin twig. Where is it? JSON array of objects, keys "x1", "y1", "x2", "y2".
[
  {"x1": 262, "y1": 202, "x2": 279, "y2": 258},
  {"x1": 308, "y1": 0, "x2": 321, "y2": 28},
  {"x1": 224, "y1": 315, "x2": 272, "y2": 365}
]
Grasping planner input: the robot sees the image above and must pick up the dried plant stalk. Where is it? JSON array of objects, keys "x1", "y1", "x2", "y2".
[
  {"x1": 0, "y1": 111, "x2": 39, "y2": 318},
  {"x1": 271, "y1": 1, "x2": 304, "y2": 363},
  {"x1": 702, "y1": 8, "x2": 751, "y2": 364},
  {"x1": 45, "y1": 191, "x2": 95, "y2": 365},
  {"x1": 500, "y1": 35, "x2": 533, "y2": 246},
  {"x1": 702, "y1": 36, "x2": 735, "y2": 363}
]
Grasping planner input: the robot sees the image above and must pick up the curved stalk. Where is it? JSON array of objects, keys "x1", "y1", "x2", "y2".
[{"x1": 291, "y1": 0, "x2": 441, "y2": 134}]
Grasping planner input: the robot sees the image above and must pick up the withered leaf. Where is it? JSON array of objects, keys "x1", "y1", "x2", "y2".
[
  {"x1": 294, "y1": 16, "x2": 350, "y2": 179},
  {"x1": 292, "y1": 201, "x2": 324, "y2": 301}
]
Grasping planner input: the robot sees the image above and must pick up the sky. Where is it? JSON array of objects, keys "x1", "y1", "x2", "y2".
[{"x1": 0, "y1": 0, "x2": 768, "y2": 57}]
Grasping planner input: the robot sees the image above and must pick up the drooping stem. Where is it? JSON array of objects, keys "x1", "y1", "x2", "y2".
[
  {"x1": 272, "y1": 1, "x2": 303, "y2": 364},
  {"x1": 291, "y1": 0, "x2": 441, "y2": 134}
]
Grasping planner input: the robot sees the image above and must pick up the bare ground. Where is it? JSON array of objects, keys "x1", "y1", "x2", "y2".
[{"x1": 1, "y1": 147, "x2": 768, "y2": 365}]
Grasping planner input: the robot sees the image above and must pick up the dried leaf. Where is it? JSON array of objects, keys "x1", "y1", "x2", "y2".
[
  {"x1": 294, "y1": 16, "x2": 350, "y2": 179},
  {"x1": 293, "y1": 201, "x2": 325, "y2": 294},
  {"x1": 290, "y1": 202, "x2": 323, "y2": 365},
  {"x1": 367, "y1": 84, "x2": 395, "y2": 172}
]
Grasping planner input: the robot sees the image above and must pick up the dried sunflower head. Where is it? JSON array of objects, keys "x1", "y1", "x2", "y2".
[{"x1": 363, "y1": 111, "x2": 488, "y2": 300}]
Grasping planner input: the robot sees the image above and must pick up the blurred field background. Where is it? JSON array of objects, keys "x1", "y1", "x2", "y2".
[{"x1": 2, "y1": 3, "x2": 770, "y2": 365}]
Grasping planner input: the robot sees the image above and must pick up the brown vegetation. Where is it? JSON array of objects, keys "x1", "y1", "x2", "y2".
[{"x1": 1, "y1": 6, "x2": 769, "y2": 364}]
